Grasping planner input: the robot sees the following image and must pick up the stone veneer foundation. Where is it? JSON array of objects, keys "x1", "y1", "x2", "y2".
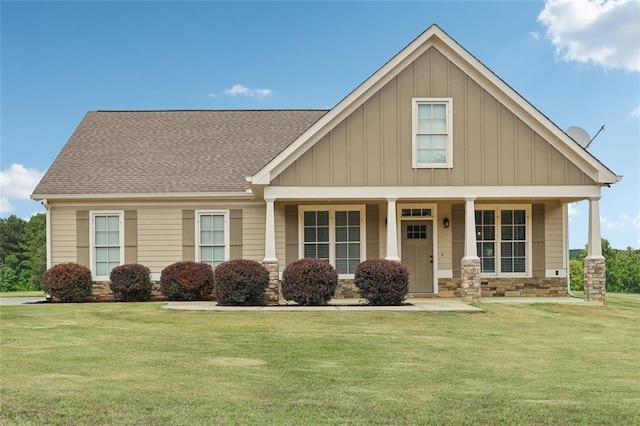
[
  {"x1": 460, "y1": 258, "x2": 482, "y2": 302},
  {"x1": 438, "y1": 277, "x2": 568, "y2": 297},
  {"x1": 85, "y1": 281, "x2": 170, "y2": 302},
  {"x1": 262, "y1": 261, "x2": 281, "y2": 305},
  {"x1": 584, "y1": 257, "x2": 606, "y2": 303}
]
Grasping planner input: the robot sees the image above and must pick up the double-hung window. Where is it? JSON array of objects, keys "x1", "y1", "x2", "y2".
[
  {"x1": 475, "y1": 206, "x2": 530, "y2": 275},
  {"x1": 300, "y1": 206, "x2": 365, "y2": 276},
  {"x1": 91, "y1": 211, "x2": 124, "y2": 279},
  {"x1": 412, "y1": 98, "x2": 453, "y2": 168},
  {"x1": 196, "y1": 211, "x2": 229, "y2": 268}
]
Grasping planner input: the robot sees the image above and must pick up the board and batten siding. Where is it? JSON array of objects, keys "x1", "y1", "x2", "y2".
[{"x1": 271, "y1": 47, "x2": 592, "y2": 188}]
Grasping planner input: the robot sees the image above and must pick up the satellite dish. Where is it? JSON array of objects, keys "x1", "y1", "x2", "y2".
[{"x1": 566, "y1": 126, "x2": 591, "y2": 148}]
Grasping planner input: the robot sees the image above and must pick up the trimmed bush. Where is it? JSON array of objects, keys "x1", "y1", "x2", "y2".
[
  {"x1": 354, "y1": 259, "x2": 409, "y2": 305},
  {"x1": 43, "y1": 263, "x2": 93, "y2": 302},
  {"x1": 281, "y1": 258, "x2": 338, "y2": 305},
  {"x1": 214, "y1": 259, "x2": 269, "y2": 306},
  {"x1": 160, "y1": 261, "x2": 214, "y2": 301},
  {"x1": 109, "y1": 263, "x2": 152, "y2": 302}
]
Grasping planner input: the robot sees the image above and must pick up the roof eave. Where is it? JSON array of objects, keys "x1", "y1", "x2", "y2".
[{"x1": 30, "y1": 191, "x2": 256, "y2": 201}]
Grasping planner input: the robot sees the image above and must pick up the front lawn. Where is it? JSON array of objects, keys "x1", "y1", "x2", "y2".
[{"x1": 1, "y1": 296, "x2": 638, "y2": 425}]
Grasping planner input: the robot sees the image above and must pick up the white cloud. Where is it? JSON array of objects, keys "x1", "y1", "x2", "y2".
[
  {"x1": 538, "y1": 0, "x2": 640, "y2": 72},
  {"x1": 628, "y1": 106, "x2": 640, "y2": 118},
  {"x1": 0, "y1": 164, "x2": 44, "y2": 214},
  {"x1": 529, "y1": 31, "x2": 540, "y2": 40},
  {"x1": 209, "y1": 84, "x2": 275, "y2": 99},
  {"x1": 568, "y1": 203, "x2": 582, "y2": 221}
]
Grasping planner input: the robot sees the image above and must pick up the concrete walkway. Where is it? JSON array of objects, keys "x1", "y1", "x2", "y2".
[
  {"x1": 163, "y1": 296, "x2": 601, "y2": 312},
  {"x1": 164, "y1": 298, "x2": 484, "y2": 312},
  {"x1": 0, "y1": 296, "x2": 48, "y2": 306}
]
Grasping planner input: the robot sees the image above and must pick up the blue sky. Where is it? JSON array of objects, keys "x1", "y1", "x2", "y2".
[{"x1": 1, "y1": 0, "x2": 639, "y2": 249}]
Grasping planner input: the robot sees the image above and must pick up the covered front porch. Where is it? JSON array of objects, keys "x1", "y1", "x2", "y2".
[{"x1": 259, "y1": 186, "x2": 607, "y2": 303}]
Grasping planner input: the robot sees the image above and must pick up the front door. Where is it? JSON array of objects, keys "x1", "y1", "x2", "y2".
[{"x1": 401, "y1": 220, "x2": 434, "y2": 293}]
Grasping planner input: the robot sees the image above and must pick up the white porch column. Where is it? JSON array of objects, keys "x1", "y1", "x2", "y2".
[
  {"x1": 584, "y1": 196, "x2": 606, "y2": 303},
  {"x1": 263, "y1": 197, "x2": 277, "y2": 262},
  {"x1": 463, "y1": 198, "x2": 479, "y2": 260},
  {"x1": 461, "y1": 198, "x2": 481, "y2": 302},
  {"x1": 385, "y1": 197, "x2": 400, "y2": 261},
  {"x1": 586, "y1": 197, "x2": 604, "y2": 259}
]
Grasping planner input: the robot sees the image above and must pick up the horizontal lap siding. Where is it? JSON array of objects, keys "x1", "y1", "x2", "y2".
[
  {"x1": 48, "y1": 200, "x2": 266, "y2": 276},
  {"x1": 51, "y1": 207, "x2": 77, "y2": 264},
  {"x1": 242, "y1": 204, "x2": 266, "y2": 262},
  {"x1": 137, "y1": 208, "x2": 183, "y2": 272}
]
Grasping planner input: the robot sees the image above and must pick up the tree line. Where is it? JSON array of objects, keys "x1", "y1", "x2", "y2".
[
  {"x1": 570, "y1": 240, "x2": 640, "y2": 293},
  {"x1": 0, "y1": 214, "x2": 46, "y2": 292}
]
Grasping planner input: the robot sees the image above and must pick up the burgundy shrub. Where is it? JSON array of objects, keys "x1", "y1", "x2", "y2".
[
  {"x1": 281, "y1": 258, "x2": 338, "y2": 306},
  {"x1": 43, "y1": 263, "x2": 93, "y2": 302},
  {"x1": 109, "y1": 263, "x2": 152, "y2": 302},
  {"x1": 354, "y1": 259, "x2": 409, "y2": 305},
  {"x1": 214, "y1": 259, "x2": 269, "y2": 306},
  {"x1": 160, "y1": 261, "x2": 214, "y2": 301}
]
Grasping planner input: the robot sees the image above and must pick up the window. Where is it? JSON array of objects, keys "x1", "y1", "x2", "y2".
[
  {"x1": 412, "y1": 98, "x2": 453, "y2": 168},
  {"x1": 300, "y1": 206, "x2": 365, "y2": 276},
  {"x1": 91, "y1": 212, "x2": 124, "y2": 278},
  {"x1": 475, "y1": 207, "x2": 530, "y2": 275},
  {"x1": 196, "y1": 211, "x2": 228, "y2": 267}
]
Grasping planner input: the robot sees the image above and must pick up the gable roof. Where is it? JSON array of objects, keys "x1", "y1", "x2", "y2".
[
  {"x1": 249, "y1": 24, "x2": 620, "y2": 186},
  {"x1": 32, "y1": 110, "x2": 327, "y2": 199}
]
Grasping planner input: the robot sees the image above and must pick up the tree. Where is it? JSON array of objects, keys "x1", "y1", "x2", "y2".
[
  {"x1": 0, "y1": 214, "x2": 47, "y2": 291},
  {"x1": 569, "y1": 259, "x2": 584, "y2": 291},
  {"x1": 21, "y1": 213, "x2": 47, "y2": 290}
]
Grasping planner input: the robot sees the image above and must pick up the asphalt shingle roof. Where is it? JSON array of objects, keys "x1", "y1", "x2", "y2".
[{"x1": 32, "y1": 110, "x2": 327, "y2": 196}]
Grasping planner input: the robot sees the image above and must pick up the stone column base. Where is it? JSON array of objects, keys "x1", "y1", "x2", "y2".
[
  {"x1": 461, "y1": 258, "x2": 481, "y2": 302},
  {"x1": 262, "y1": 261, "x2": 280, "y2": 305},
  {"x1": 584, "y1": 257, "x2": 606, "y2": 303}
]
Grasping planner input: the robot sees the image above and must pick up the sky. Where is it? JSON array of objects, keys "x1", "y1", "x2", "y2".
[{"x1": 1, "y1": 0, "x2": 639, "y2": 249}]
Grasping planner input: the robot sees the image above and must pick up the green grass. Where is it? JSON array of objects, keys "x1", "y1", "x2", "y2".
[{"x1": 1, "y1": 298, "x2": 639, "y2": 425}]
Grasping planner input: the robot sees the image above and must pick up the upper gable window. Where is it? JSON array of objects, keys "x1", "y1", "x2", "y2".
[{"x1": 412, "y1": 98, "x2": 453, "y2": 168}]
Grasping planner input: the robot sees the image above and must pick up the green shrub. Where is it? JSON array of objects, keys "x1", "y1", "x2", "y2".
[
  {"x1": 160, "y1": 261, "x2": 214, "y2": 301},
  {"x1": 109, "y1": 263, "x2": 152, "y2": 302},
  {"x1": 43, "y1": 263, "x2": 93, "y2": 302},
  {"x1": 281, "y1": 258, "x2": 338, "y2": 305},
  {"x1": 214, "y1": 259, "x2": 269, "y2": 306},
  {"x1": 354, "y1": 259, "x2": 409, "y2": 305}
]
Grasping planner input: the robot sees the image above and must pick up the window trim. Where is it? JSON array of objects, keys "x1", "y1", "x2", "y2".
[
  {"x1": 412, "y1": 97, "x2": 453, "y2": 169},
  {"x1": 475, "y1": 204, "x2": 532, "y2": 277},
  {"x1": 89, "y1": 210, "x2": 125, "y2": 280},
  {"x1": 195, "y1": 210, "x2": 230, "y2": 267},
  {"x1": 298, "y1": 205, "x2": 366, "y2": 278}
]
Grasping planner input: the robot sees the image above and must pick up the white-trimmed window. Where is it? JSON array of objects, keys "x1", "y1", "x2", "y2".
[
  {"x1": 90, "y1": 211, "x2": 124, "y2": 279},
  {"x1": 475, "y1": 206, "x2": 531, "y2": 276},
  {"x1": 196, "y1": 211, "x2": 229, "y2": 268},
  {"x1": 412, "y1": 98, "x2": 453, "y2": 168},
  {"x1": 299, "y1": 206, "x2": 365, "y2": 276}
]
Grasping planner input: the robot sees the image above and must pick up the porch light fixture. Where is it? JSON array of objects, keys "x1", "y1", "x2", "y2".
[{"x1": 443, "y1": 217, "x2": 450, "y2": 228}]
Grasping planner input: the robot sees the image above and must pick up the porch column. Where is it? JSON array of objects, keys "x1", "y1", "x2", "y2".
[
  {"x1": 385, "y1": 198, "x2": 400, "y2": 261},
  {"x1": 584, "y1": 197, "x2": 606, "y2": 303},
  {"x1": 263, "y1": 197, "x2": 280, "y2": 304},
  {"x1": 461, "y1": 198, "x2": 481, "y2": 302}
]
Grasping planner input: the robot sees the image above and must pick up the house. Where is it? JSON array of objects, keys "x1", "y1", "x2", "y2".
[{"x1": 32, "y1": 25, "x2": 620, "y2": 302}]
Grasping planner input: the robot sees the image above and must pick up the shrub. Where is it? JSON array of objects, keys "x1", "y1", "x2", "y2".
[
  {"x1": 43, "y1": 263, "x2": 93, "y2": 302},
  {"x1": 281, "y1": 258, "x2": 338, "y2": 305},
  {"x1": 109, "y1": 263, "x2": 152, "y2": 302},
  {"x1": 354, "y1": 259, "x2": 409, "y2": 305},
  {"x1": 160, "y1": 261, "x2": 214, "y2": 301},
  {"x1": 214, "y1": 259, "x2": 269, "y2": 306}
]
